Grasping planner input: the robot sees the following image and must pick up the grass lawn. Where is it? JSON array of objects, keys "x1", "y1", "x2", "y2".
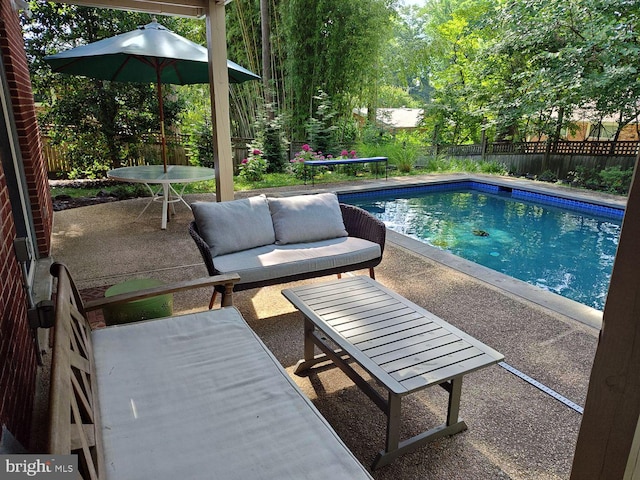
[{"x1": 50, "y1": 168, "x2": 423, "y2": 199}]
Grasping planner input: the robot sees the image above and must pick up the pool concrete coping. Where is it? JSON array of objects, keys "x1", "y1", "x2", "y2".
[{"x1": 327, "y1": 173, "x2": 625, "y2": 331}]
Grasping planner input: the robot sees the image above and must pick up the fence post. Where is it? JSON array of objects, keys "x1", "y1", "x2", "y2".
[{"x1": 543, "y1": 138, "x2": 552, "y2": 172}]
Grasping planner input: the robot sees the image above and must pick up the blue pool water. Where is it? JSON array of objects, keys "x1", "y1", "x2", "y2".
[{"x1": 341, "y1": 182, "x2": 623, "y2": 311}]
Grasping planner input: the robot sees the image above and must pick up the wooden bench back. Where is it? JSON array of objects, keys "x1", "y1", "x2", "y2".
[
  {"x1": 48, "y1": 262, "x2": 104, "y2": 479},
  {"x1": 47, "y1": 263, "x2": 240, "y2": 479}
]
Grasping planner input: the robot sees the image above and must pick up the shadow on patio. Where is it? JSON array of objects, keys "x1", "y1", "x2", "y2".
[{"x1": 50, "y1": 181, "x2": 596, "y2": 479}]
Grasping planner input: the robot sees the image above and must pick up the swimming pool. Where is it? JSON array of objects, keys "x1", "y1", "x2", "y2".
[{"x1": 341, "y1": 181, "x2": 623, "y2": 311}]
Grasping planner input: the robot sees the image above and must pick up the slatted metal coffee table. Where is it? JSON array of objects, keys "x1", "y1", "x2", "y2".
[{"x1": 282, "y1": 276, "x2": 504, "y2": 469}]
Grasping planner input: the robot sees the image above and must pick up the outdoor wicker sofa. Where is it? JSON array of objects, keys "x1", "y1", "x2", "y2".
[{"x1": 189, "y1": 192, "x2": 386, "y2": 307}]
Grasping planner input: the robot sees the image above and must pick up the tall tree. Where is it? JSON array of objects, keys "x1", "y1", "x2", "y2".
[
  {"x1": 480, "y1": 0, "x2": 640, "y2": 142},
  {"x1": 382, "y1": 5, "x2": 432, "y2": 105},
  {"x1": 417, "y1": 0, "x2": 493, "y2": 144},
  {"x1": 281, "y1": 0, "x2": 394, "y2": 140},
  {"x1": 261, "y1": 0, "x2": 273, "y2": 115}
]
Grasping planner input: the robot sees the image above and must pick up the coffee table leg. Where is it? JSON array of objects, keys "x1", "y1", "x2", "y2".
[
  {"x1": 294, "y1": 318, "x2": 351, "y2": 375},
  {"x1": 294, "y1": 317, "x2": 317, "y2": 374},
  {"x1": 372, "y1": 378, "x2": 468, "y2": 470},
  {"x1": 447, "y1": 376, "x2": 463, "y2": 426},
  {"x1": 386, "y1": 393, "x2": 401, "y2": 453}
]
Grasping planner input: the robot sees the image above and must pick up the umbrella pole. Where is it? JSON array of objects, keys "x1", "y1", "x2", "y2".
[{"x1": 156, "y1": 71, "x2": 168, "y2": 173}]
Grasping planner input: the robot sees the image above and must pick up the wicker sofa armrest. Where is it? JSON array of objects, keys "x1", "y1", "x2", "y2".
[
  {"x1": 189, "y1": 220, "x2": 218, "y2": 276},
  {"x1": 340, "y1": 203, "x2": 386, "y2": 255}
]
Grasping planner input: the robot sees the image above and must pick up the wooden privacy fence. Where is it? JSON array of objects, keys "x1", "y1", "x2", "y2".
[
  {"x1": 429, "y1": 140, "x2": 640, "y2": 178},
  {"x1": 433, "y1": 140, "x2": 640, "y2": 157},
  {"x1": 43, "y1": 132, "x2": 253, "y2": 176}
]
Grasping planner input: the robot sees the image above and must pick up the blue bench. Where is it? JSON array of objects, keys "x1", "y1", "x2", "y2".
[{"x1": 304, "y1": 156, "x2": 388, "y2": 185}]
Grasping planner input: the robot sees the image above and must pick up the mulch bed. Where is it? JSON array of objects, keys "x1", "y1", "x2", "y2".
[
  {"x1": 50, "y1": 178, "x2": 135, "y2": 211},
  {"x1": 52, "y1": 195, "x2": 121, "y2": 211}
]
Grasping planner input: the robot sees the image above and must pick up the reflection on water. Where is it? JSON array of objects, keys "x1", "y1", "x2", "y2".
[{"x1": 349, "y1": 189, "x2": 621, "y2": 311}]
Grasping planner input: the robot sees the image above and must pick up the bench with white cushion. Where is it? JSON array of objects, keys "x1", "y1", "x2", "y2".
[{"x1": 47, "y1": 263, "x2": 373, "y2": 480}]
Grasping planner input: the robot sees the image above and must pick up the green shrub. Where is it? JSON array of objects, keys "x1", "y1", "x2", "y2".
[
  {"x1": 238, "y1": 149, "x2": 267, "y2": 182},
  {"x1": 570, "y1": 166, "x2": 602, "y2": 190},
  {"x1": 388, "y1": 142, "x2": 418, "y2": 173},
  {"x1": 187, "y1": 119, "x2": 214, "y2": 168},
  {"x1": 423, "y1": 154, "x2": 451, "y2": 172},
  {"x1": 110, "y1": 183, "x2": 151, "y2": 199},
  {"x1": 599, "y1": 166, "x2": 633, "y2": 195},
  {"x1": 537, "y1": 170, "x2": 558, "y2": 183},
  {"x1": 479, "y1": 160, "x2": 508, "y2": 175}
]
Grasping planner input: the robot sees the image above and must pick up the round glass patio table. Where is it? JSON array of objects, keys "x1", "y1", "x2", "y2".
[{"x1": 107, "y1": 165, "x2": 216, "y2": 229}]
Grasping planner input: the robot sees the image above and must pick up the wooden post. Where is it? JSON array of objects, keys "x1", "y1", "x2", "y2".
[
  {"x1": 570, "y1": 153, "x2": 640, "y2": 478},
  {"x1": 205, "y1": 0, "x2": 234, "y2": 202}
]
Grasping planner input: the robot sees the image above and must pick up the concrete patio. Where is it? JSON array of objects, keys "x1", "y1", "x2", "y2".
[{"x1": 50, "y1": 174, "x2": 617, "y2": 479}]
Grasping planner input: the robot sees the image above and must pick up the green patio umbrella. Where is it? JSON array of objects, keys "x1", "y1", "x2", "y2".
[{"x1": 44, "y1": 19, "x2": 259, "y2": 172}]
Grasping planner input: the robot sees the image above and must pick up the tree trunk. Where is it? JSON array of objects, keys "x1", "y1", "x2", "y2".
[
  {"x1": 553, "y1": 106, "x2": 564, "y2": 153},
  {"x1": 260, "y1": 0, "x2": 273, "y2": 120}
]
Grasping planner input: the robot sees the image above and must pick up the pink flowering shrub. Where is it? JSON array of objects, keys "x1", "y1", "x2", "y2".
[
  {"x1": 288, "y1": 145, "x2": 358, "y2": 180},
  {"x1": 239, "y1": 147, "x2": 267, "y2": 182}
]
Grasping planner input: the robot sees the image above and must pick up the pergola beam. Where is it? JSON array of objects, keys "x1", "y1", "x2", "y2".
[{"x1": 49, "y1": 0, "x2": 230, "y2": 18}]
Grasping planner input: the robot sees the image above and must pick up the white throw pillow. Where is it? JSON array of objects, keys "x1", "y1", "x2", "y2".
[
  {"x1": 192, "y1": 195, "x2": 276, "y2": 256},
  {"x1": 267, "y1": 193, "x2": 348, "y2": 245}
]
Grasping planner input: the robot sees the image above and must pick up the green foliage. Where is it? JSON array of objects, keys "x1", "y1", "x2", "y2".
[
  {"x1": 418, "y1": 155, "x2": 507, "y2": 175},
  {"x1": 281, "y1": 0, "x2": 393, "y2": 138},
  {"x1": 262, "y1": 121, "x2": 288, "y2": 173},
  {"x1": 253, "y1": 107, "x2": 288, "y2": 173},
  {"x1": 569, "y1": 166, "x2": 602, "y2": 190},
  {"x1": 359, "y1": 122, "x2": 394, "y2": 147},
  {"x1": 377, "y1": 85, "x2": 423, "y2": 108},
  {"x1": 479, "y1": 161, "x2": 508, "y2": 175},
  {"x1": 571, "y1": 165, "x2": 634, "y2": 195},
  {"x1": 386, "y1": 132, "x2": 423, "y2": 172},
  {"x1": 480, "y1": 0, "x2": 640, "y2": 141},
  {"x1": 380, "y1": 6, "x2": 432, "y2": 105},
  {"x1": 537, "y1": 170, "x2": 559, "y2": 183},
  {"x1": 305, "y1": 91, "x2": 340, "y2": 155},
  {"x1": 598, "y1": 166, "x2": 634, "y2": 195},
  {"x1": 186, "y1": 119, "x2": 215, "y2": 168},
  {"x1": 109, "y1": 183, "x2": 152, "y2": 200},
  {"x1": 388, "y1": 143, "x2": 417, "y2": 173},
  {"x1": 49, "y1": 128, "x2": 111, "y2": 179}
]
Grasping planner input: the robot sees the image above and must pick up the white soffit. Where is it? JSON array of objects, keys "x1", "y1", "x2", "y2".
[{"x1": 49, "y1": 0, "x2": 229, "y2": 19}]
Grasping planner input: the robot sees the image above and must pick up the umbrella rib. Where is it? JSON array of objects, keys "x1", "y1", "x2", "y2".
[
  {"x1": 133, "y1": 56, "x2": 180, "y2": 82},
  {"x1": 112, "y1": 56, "x2": 133, "y2": 81}
]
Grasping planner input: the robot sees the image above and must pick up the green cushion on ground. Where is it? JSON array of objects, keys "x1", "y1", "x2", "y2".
[{"x1": 103, "y1": 278, "x2": 173, "y2": 326}]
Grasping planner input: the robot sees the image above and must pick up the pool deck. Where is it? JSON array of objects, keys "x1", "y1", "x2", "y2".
[{"x1": 49, "y1": 173, "x2": 624, "y2": 479}]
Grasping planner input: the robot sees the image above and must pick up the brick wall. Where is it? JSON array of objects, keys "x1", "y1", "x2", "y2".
[
  {"x1": 0, "y1": 0, "x2": 52, "y2": 256},
  {"x1": 0, "y1": 0, "x2": 52, "y2": 447}
]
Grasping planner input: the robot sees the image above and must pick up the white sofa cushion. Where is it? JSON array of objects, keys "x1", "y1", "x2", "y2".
[
  {"x1": 92, "y1": 308, "x2": 372, "y2": 480},
  {"x1": 268, "y1": 193, "x2": 347, "y2": 245},
  {"x1": 213, "y1": 237, "x2": 381, "y2": 285},
  {"x1": 192, "y1": 195, "x2": 275, "y2": 257}
]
